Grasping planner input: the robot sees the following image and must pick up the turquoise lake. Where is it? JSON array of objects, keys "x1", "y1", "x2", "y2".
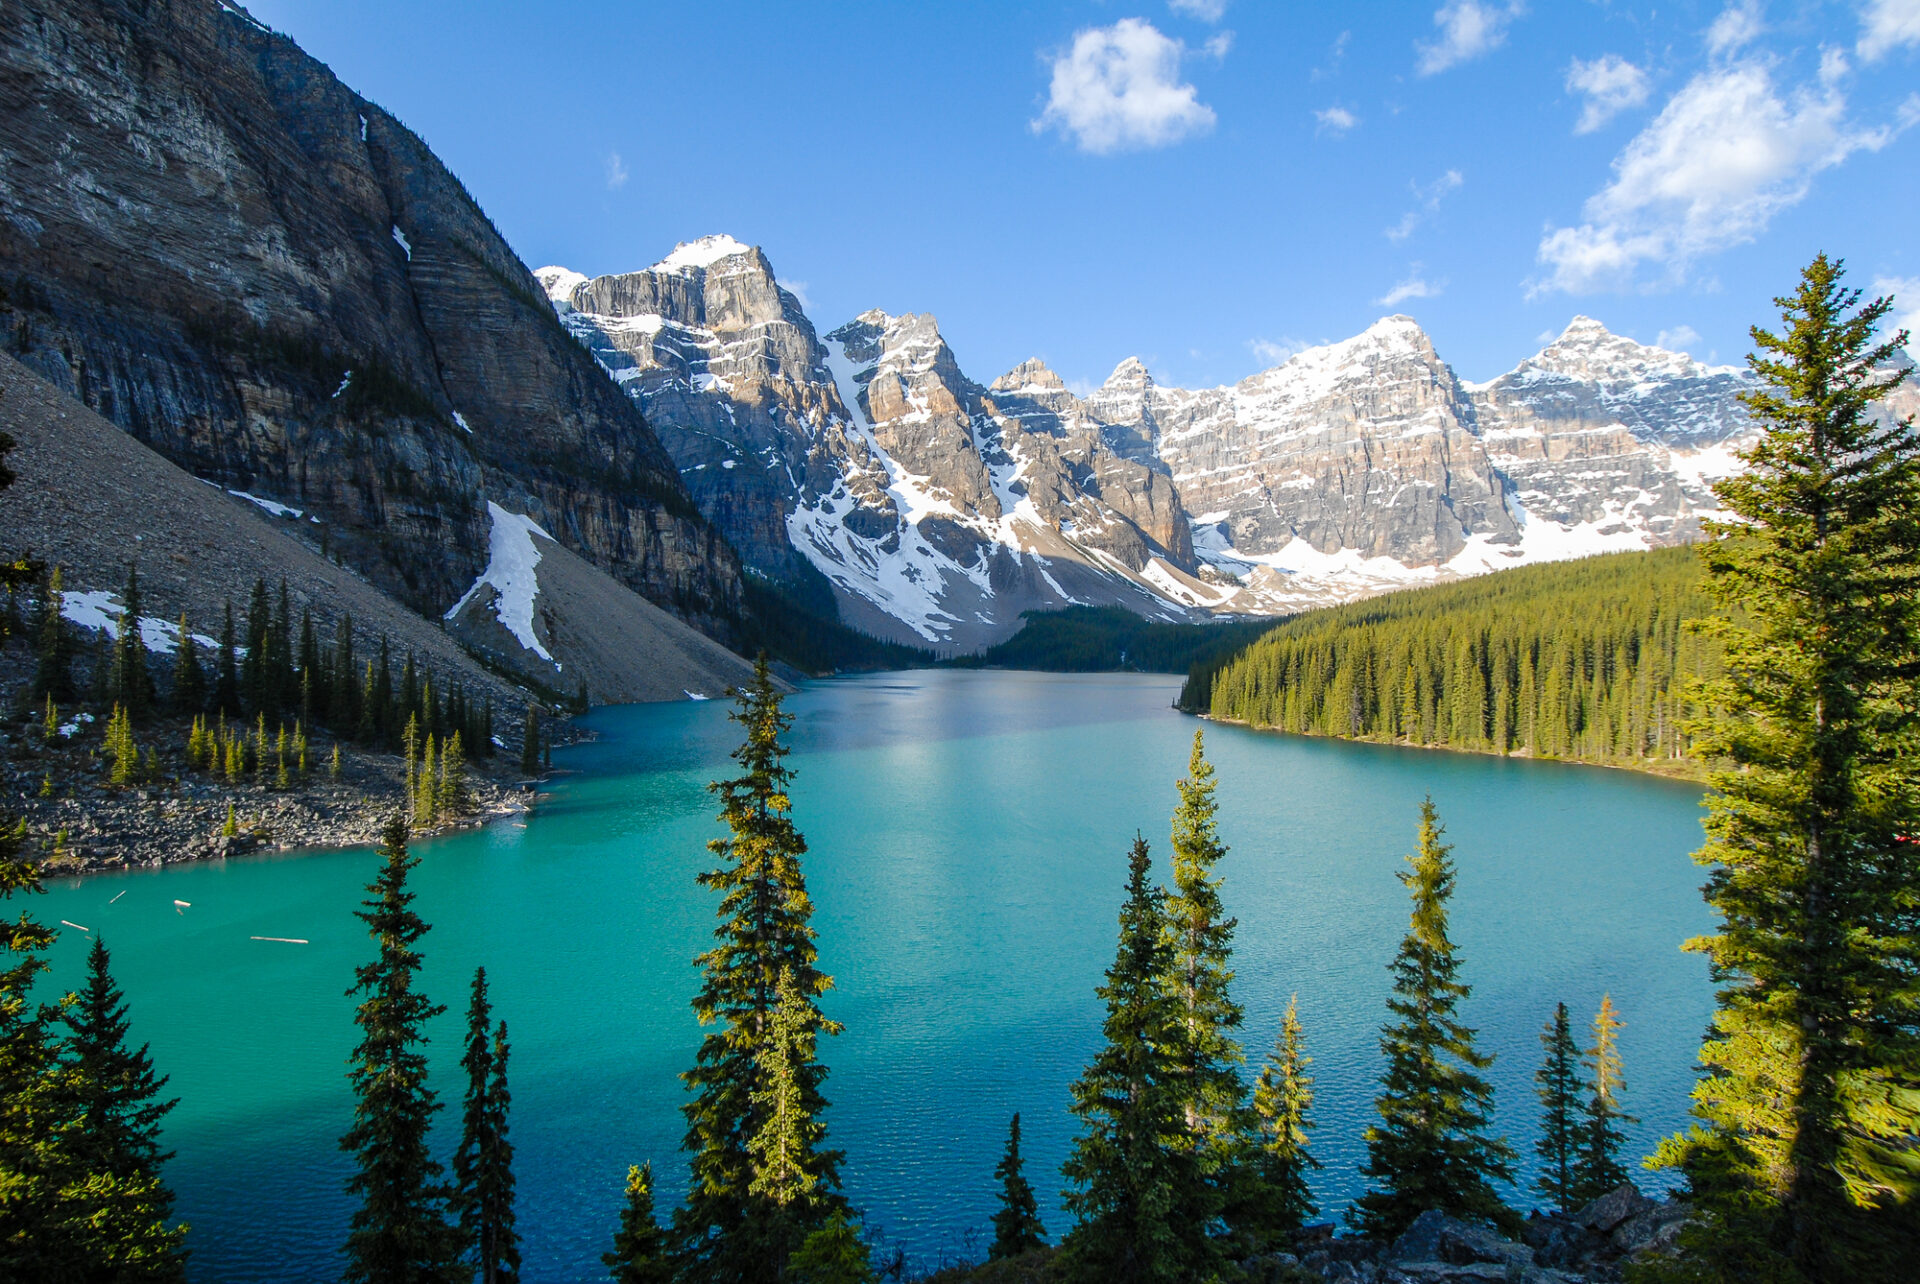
[{"x1": 32, "y1": 670, "x2": 1715, "y2": 1281}]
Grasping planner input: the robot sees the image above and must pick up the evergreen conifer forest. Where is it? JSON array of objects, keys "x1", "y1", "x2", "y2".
[
  {"x1": 1, "y1": 257, "x2": 1917, "y2": 1279},
  {"x1": 1181, "y1": 546, "x2": 1721, "y2": 774}
]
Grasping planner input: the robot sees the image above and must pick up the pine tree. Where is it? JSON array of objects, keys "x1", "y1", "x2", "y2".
[
  {"x1": 58, "y1": 936, "x2": 188, "y2": 1278},
  {"x1": 452, "y1": 968, "x2": 518, "y2": 1284},
  {"x1": 170, "y1": 614, "x2": 205, "y2": 716},
  {"x1": 332, "y1": 616, "x2": 360, "y2": 733},
  {"x1": 605, "y1": 1162, "x2": 671, "y2": 1284},
  {"x1": 747, "y1": 970, "x2": 825, "y2": 1212},
  {"x1": 31, "y1": 565, "x2": 74, "y2": 702},
  {"x1": 438, "y1": 732, "x2": 468, "y2": 821},
  {"x1": 674, "y1": 657, "x2": 844, "y2": 1283},
  {"x1": 785, "y1": 1210, "x2": 877, "y2": 1284},
  {"x1": 1233, "y1": 996, "x2": 1318, "y2": 1252},
  {"x1": 106, "y1": 704, "x2": 141, "y2": 787},
  {"x1": 107, "y1": 564, "x2": 155, "y2": 719},
  {"x1": 1162, "y1": 729, "x2": 1242, "y2": 1259},
  {"x1": 1534, "y1": 1002, "x2": 1586, "y2": 1214},
  {"x1": 989, "y1": 1112, "x2": 1047, "y2": 1260},
  {"x1": 1059, "y1": 834, "x2": 1197, "y2": 1284},
  {"x1": 214, "y1": 600, "x2": 241, "y2": 717},
  {"x1": 521, "y1": 705, "x2": 541, "y2": 777},
  {"x1": 340, "y1": 818, "x2": 461, "y2": 1283},
  {"x1": 1572, "y1": 995, "x2": 1631, "y2": 1205},
  {"x1": 0, "y1": 807, "x2": 73, "y2": 1273},
  {"x1": 1353, "y1": 799, "x2": 1516, "y2": 1238},
  {"x1": 417, "y1": 734, "x2": 438, "y2": 828},
  {"x1": 242, "y1": 578, "x2": 270, "y2": 717},
  {"x1": 1650, "y1": 257, "x2": 1920, "y2": 1281}
]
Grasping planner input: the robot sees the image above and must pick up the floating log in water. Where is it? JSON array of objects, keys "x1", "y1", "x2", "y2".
[
  {"x1": 108, "y1": 890, "x2": 127, "y2": 904},
  {"x1": 59, "y1": 920, "x2": 89, "y2": 932},
  {"x1": 249, "y1": 936, "x2": 310, "y2": 945}
]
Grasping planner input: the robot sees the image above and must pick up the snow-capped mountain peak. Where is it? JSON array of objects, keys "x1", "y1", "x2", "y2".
[{"x1": 652, "y1": 233, "x2": 754, "y2": 273}]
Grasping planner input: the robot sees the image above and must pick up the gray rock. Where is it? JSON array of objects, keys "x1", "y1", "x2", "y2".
[
  {"x1": 1575, "y1": 1184, "x2": 1657, "y2": 1234},
  {"x1": 1610, "y1": 1201, "x2": 1693, "y2": 1257},
  {"x1": 1388, "y1": 1211, "x2": 1533, "y2": 1271}
]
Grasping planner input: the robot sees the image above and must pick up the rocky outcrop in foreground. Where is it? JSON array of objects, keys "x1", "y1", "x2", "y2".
[{"x1": 1253, "y1": 1185, "x2": 1691, "y2": 1284}]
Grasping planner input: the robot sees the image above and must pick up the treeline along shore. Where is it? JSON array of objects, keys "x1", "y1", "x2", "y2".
[{"x1": 1180, "y1": 546, "x2": 1722, "y2": 779}]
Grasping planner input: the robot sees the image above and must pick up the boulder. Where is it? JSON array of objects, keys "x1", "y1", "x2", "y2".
[
  {"x1": 1388, "y1": 1211, "x2": 1533, "y2": 1271},
  {"x1": 1574, "y1": 1183, "x2": 1656, "y2": 1233},
  {"x1": 1611, "y1": 1201, "x2": 1693, "y2": 1257}
]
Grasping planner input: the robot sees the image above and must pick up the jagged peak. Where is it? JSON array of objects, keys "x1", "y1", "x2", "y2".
[
  {"x1": 650, "y1": 234, "x2": 756, "y2": 274},
  {"x1": 991, "y1": 358, "x2": 1066, "y2": 394},
  {"x1": 533, "y1": 265, "x2": 588, "y2": 305},
  {"x1": 1101, "y1": 356, "x2": 1153, "y2": 389}
]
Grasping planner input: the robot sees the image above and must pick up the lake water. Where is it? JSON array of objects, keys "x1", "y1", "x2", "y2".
[{"x1": 32, "y1": 670, "x2": 1714, "y2": 1281}]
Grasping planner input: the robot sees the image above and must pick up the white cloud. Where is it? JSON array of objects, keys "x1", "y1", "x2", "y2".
[
  {"x1": 1378, "y1": 268, "x2": 1445, "y2": 307},
  {"x1": 1534, "y1": 61, "x2": 1909, "y2": 293},
  {"x1": 1656, "y1": 324, "x2": 1703, "y2": 351},
  {"x1": 604, "y1": 151, "x2": 629, "y2": 190},
  {"x1": 1249, "y1": 337, "x2": 1314, "y2": 365},
  {"x1": 1417, "y1": 1, "x2": 1525, "y2": 76},
  {"x1": 1566, "y1": 54, "x2": 1651, "y2": 133},
  {"x1": 1859, "y1": 0, "x2": 1920, "y2": 60},
  {"x1": 1171, "y1": 0, "x2": 1229, "y2": 19},
  {"x1": 1034, "y1": 19, "x2": 1217, "y2": 154},
  {"x1": 1314, "y1": 105, "x2": 1359, "y2": 134},
  {"x1": 1873, "y1": 275, "x2": 1920, "y2": 347},
  {"x1": 1387, "y1": 169, "x2": 1464, "y2": 242},
  {"x1": 1313, "y1": 30, "x2": 1351, "y2": 81},
  {"x1": 1707, "y1": 2, "x2": 1765, "y2": 57},
  {"x1": 1202, "y1": 31, "x2": 1235, "y2": 59}
]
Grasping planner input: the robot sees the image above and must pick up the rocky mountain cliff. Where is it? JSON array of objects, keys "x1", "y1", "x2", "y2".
[
  {"x1": 543, "y1": 236, "x2": 1815, "y2": 652},
  {"x1": 0, "y1": 0, "x2": 741, "y2": 642}
]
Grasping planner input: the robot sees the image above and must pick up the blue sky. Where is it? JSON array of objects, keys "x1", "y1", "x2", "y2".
[{"x1": 246, "y1": 0, "x2": 1920, "y2": 390}]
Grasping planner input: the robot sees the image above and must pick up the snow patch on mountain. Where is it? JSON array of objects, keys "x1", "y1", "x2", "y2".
[{"x1": 446, "y1": 502, "x2": 556, "y2": 664}]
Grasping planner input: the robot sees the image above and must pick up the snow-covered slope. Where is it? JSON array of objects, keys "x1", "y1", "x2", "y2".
[{"x1": 541, "y1": 235, "x2": 1858, "y2": 650}]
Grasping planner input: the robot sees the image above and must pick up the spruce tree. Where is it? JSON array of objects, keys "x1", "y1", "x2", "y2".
[
  {"x1": 606, "y1": 1162, "x2": 671, "y2": 1284},
  {"x1": 170, "y1": 614, "x2": 205, "y2": 716},
  {"x1": 107, "y1": 564, "x2": 155, "y2": 719},
  {"x1": 214, "y1": 601, "x2": 241, "y2": 717},
  {"x1": 1165, "y1": 731, "x2": 1246, "y2": 1156},
  {"x1": 452, "y1": 968, "x2": 518, "y2": 1284},
  {"x1": 0, "y1": 807, "x2": 71, "y2": 1273},
  {"x1": 333, "y1": 616, "x2": 360, "y2": 733},
  {"x1": 1572, "y1": 995, "x2": 1631, "y2": 1205},
  {"x1": 340, "y1": 818, "x2": 461, "y2": 1283},
  {"x1": 674, "y1": 657, "x2": 844, "y2": 1283},
  {"x1": 989, "y1": 1112, "x2": 1047, "y2": 1260},
  {"x1": 1059, "y1": 835, "x2": 1196, "y2": 1284},
  {"x1": 1353, "y1": 799, "x2": 1515, "y2": 1238},
  {"x1": 785, "y1": 1210, "x2": 876, "y2": 1284},
  {"x1": 521, "y1": 705, "x2": 541, "y2": 777},
  {"x1": 58, "y1": 936, "x2": 188, "y2": 1278},
  {"x1": 1650, "y1": 257, "x2": 1920, "y2": 1280},
  {"x1": 438, "y1": 732, "x2": 468, "y2": 820},
  {"x1": 31, "y1": 565, "x2": 74, "y2": 702},
  {"x1": 242, "y1": 578, "x2": 270, "y2": 717},
  {"x1": 1534, "y1": 1002, "x2": 1586, "y2": 1214},
  {"x1": 1233, "y1": 996, "x2": 1318, "y2": 1252}
]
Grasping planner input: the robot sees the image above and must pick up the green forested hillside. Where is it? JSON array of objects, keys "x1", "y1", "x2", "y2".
[
  {"x1": 957, "y1": 606, "x2": 1280, "y2": 673},
  {"x1": 1180, "y1": 547, "x2": 1720, "y2": 773}
]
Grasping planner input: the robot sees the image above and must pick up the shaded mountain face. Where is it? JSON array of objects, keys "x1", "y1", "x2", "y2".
[
  {"x1": 545, "y1": 237, "x2": 1780, "y2": 651},
  {"x1": 0, "y1": 0, "x2": 740, "y2": 630}
]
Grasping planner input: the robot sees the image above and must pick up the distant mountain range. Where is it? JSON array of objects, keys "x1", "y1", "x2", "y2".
[
  {"x1": 543, "y1": 237, "x2": 1903, "y2": 653},
  {"x1": 2, "y1": 0, "x2": 1914, "y2": 684}
]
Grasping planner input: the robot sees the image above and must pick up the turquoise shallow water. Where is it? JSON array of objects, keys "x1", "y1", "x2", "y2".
[{"x1": 33, "y1": 670, "x2": 1713, "y2": 1280}]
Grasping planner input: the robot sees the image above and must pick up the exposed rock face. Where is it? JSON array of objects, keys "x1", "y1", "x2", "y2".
[
  {"x1": 544, "y1": 246, "x2": 1202, "y2": 652},
  {"x1": 0, "y1": 0, "x2": 740, "y2": 631}
]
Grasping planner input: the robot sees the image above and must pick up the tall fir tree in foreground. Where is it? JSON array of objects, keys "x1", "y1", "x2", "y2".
[
  {"x1": 674, "y1": 657, "x2": 844, "y2": 1284},
  {"x1": 452, "y1": 967, "x2": 518, "y2": 1284},
  {"x1": 0, "y1": 806, "x2": 70, "y2": 1272},
  {"x1": 1060, "y1": 835, "x2": 1199, "y2": 1284},
  {"x1": 1572, "y1": 995, "x2": 1630, "y2": 1205},
  {"x1": 1650, "y1": 257, "x2": 1920, "y2": 1282},
  {"x1": 989, "y1": 1112, "x2": 1046, "y2": 1260},
  {"x1": 605, "y1": 1162, "x2": 671, "y2": 1284},
  {"x1": 340, "y1": 818, "x2": 461, "y2": 1283},
  {"x1": 1534, "y1": 1002, "x2": 1586, "y2": 1215},
  {"x1": 1163, "y1": 729, "x2": 1244, "y2": 1255},
  {"x1": 1353, "y1": 799, "x2": 1515, "y2": 1238},
  {"x1": 1233, "y1": 996, "x2": 1318, "y2": 1253}
]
